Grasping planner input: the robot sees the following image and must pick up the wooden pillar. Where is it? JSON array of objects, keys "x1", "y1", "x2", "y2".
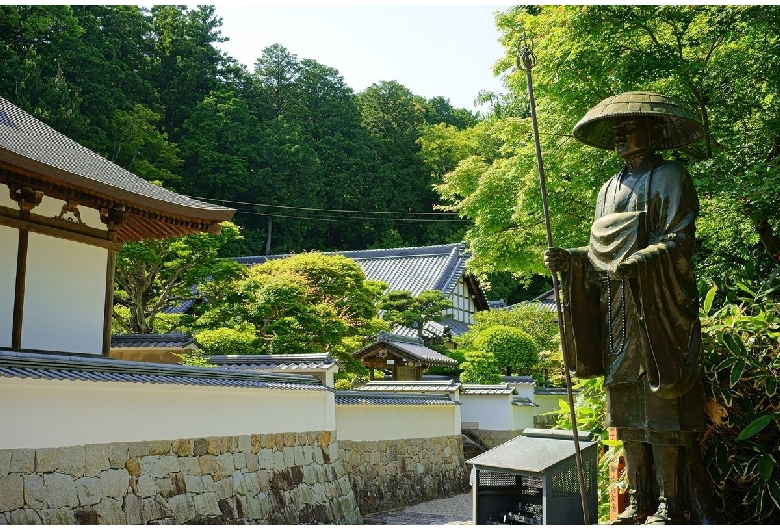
[
  {"x1": 10, "y1": 188, "x2": 43, "y2": 350},
  {"x1": 608, "y1": 427, "x2": 628, "y2": 520},
  {"x1": 11, "y1": 228, "x2": 28, "y2": 350},
  {"x1": 102, "y1": 248, "x2": 117, "y2": 356},
  {"x1": 101, "y1": 208, "x2": 124, "y2": 356}
]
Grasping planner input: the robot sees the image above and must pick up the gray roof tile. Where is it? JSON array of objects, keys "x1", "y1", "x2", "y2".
[
  {"x1": 534, "y1": 387, "x2": 580, "y2": 395},
  {"x1": 0, "y1": 350, "x2": 325, "y2": 391},
  {"x1": 0, "y1": 97, "x2": 234, "y2": 242},
  {"x1": 502, "y1": 375, "x2": 537, "y2": 386},
  {"x1": 466, "y1": 429, "x2": 595, "y2": 472},
  {"x1": 0, "y1": 97, "x2": 231, "y2": 216},
  {"x1": 209, "y1": 353, "x2": 337, "y2": 371},
  {"x1": 512, "y1": 396, "x2": 539, "y2": 407},
  {"x1": 461, "y1": 383, "x2": 516, "y2": 395},
  {"x1": 335, "y1": 390, "x2": 457, "y2": 406},
  {"x1": 235, "y1": 243, "x2": 473, "y2": 298},
  {"x1": 111, "y1": 333, "x2": 196, "y2": 349},
  {"x1": 355, "y1": 380, "x2": 459, "y2": 393}
]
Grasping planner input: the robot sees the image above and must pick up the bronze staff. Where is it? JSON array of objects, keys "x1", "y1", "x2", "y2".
[{"x1": 516, "y1": 30, "x2": 592, "y2": 525}]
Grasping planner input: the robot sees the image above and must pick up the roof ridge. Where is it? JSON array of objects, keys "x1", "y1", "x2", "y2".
[
  {"x1": 0, "y1": 350, "x2": 322, "y2": 386},
  {"x1": 233, "y1": 243, "x2": 465, "y2": 265}
]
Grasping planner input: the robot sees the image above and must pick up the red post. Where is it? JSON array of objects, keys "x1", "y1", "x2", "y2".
[{"x1": 608, "y1": 427, "x2": 628, "y2": 520}]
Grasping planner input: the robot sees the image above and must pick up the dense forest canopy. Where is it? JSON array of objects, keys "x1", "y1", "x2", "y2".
[
  {"x1": 5, "y1": 4, "x2": 780, "y2": 302},
  {"x1": 0, "y1": 4, "x2": 477, "y2": 257}
]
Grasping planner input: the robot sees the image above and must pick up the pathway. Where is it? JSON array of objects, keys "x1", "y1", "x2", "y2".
[{"x1": 362, "y1": 492, "x2": 473, "y2": 525}]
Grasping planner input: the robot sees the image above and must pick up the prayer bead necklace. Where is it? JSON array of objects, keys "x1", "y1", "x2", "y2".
[{"x1": 606, "y1": 271, "x2": 627, "y2": 356}]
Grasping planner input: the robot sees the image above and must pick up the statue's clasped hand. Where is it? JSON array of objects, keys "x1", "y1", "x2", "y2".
[
  {"x1": 609, "y1": 254, "x2": 641, "y2": 280},
  {"x1": 544, "y1": 247, "x2": 571, "y2": 273}
]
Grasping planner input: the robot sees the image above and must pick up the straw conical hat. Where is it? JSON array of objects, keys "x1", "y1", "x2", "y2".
[{"x1": 572, "y1": 91, "x2": 705, "y2": 150}]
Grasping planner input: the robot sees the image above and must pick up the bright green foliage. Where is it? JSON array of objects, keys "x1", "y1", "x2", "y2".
[
  {"x1": 106, "y1": 104, "x2": 182, "y2": 187},
  {"x1": 378, "y1": 289, "x2": 454, "y2": 342},
  {"x1": 190, "y1": 253, "x2": 387, "y2": 378},
  {"x1": 457, "y1": 303, "x2": 561, "y2": 384},
  {"x1": 459, "y1": 303, "x2": 558, "y2": 352},
  {"x1": 459, "y1": 350, "x2": 502, "y2": 385},
  {"x1": 434, "y1": 5, "x2": 780, "y2": 290},
  {"x1": 113, "y1": 221, "x2": 244, "y2": 334},
  {"x1": 194, "y1": 325, "x2": 259, "y2": 357},
  {"x1": 175, "y1": 351, "x2": 215, "y2": 368},
  {"x1": 700, "y1": 282, "x2": 780, "y2": 524},
  {"x1": 473, "y1": 325, "x2": 538, "y2": 376},
  {"x1": 549, "y1": 377, "x2": 614, "y2": 522},
  {"x1": 0, "y1": 6, "x2": 477, "y2": 255}
]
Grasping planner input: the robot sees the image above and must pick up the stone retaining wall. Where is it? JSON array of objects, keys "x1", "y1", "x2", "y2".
[
  {"x1": 0, "y1": 431, "x2": 361, "y2": 525},
  {"x1": 339, "y1": 435, "x2": 469, "y2": 515}
]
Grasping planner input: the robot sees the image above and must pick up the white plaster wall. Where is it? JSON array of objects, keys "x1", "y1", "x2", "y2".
[
  {"x1": 0, "y1": 225, "x2": 16, "y2": 347},
  {"x1": 509, "y1": 384, "x2": 535, "y2": 400},
  {"x1": 0, "y1": 377, "x2": 331, "y2": 449},
  {"x1": 534, "y1": 393, "x2": 568, "y2": 417},
  {"x1": 336, "y1": 404, "x2": 460, "y2": 442},
  {"x1": 33, "y1": 196, "x2": 105, "y2": 230},
  {"x1": 459, "y1": 394, "x2": 513, "y2": 431},
  {"x1": 512, "y1": 405, "x2": 536, "y2": 431},
  {"x1": 0, "y1": 183, "x2": 16, "y2": 208},
  {"x1": 22, "y1": 233, "x2": 107, "y2": 354}
]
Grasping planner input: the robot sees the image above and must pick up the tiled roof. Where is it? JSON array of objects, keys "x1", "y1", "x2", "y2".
[
  {"x1": 335, "y1": 390, "x2": 457, "y2": 406},
  {"x1": 235, "y1": 244, "x2": 469, "y2": 298},
  {"x1": 0, "y1": 350, "x2": 325, "y2": 391},
  {"x1": 502, "y1": 375, "x2": 537, "y2": 386},
  {"x1": 390, "y1": 317, "x2": 470, "y2": 339},
  {"x1": 353, "y1": 332, "x2": 458, "y2": 368},
  {"x1": 512, "y1": 396, "x2": 539, "y2": 407},
  {"x1": 466, "y1": 429, "x2": 595, "y2": 472},
  {"x1": 208, "y1": 353, "x2": 338, "y2": 371},
  {"x1": 0, "y1": 96, "x2": 234, "y2": 241},
  {"x1": 505, "y1": 290, "x2": 558, "y2": 313},
  {"x1": 534, "y1": 387, "x2": 579, "y2": 395},
  {"x1": 110, "y1": 333, "x2": 197, "y2": 349},
  {"x1": 461, "y1": 383, "x2": 516, "y2": 395},
  {"x1": 355, "y1": 380, "x2": 460, "y2": 393}
]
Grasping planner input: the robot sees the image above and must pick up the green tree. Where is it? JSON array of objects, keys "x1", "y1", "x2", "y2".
[
  {"x1": 113, "y1": 221, "x2": 244, "y2": 334},
  {"x1": 473, "y1": 325, "x2": 538, "y2": 376},
  {"x1": 194, "y1": 325, "x2": 259, "y2": 357},
  {"x1": 106, "y1": 103, "x2": 182, "y2": 187},
  {"x1": 191, "y1": 253, "x2": 387, "y2": 366},
  {"x1": 148, "y1": 5, "x2": 233, "y2": 140},
  {"x1": 436, "y1": 5, "x2": 780, "y2": 290},
  {"x1": 459, "y1": 349, "x2": 502, "y2": 384},
  {"x1": 378, "y1": 289, "x2": 454, "y2": 342}
]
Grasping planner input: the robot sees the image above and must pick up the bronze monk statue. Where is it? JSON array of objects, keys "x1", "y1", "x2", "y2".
[{"x1": 544, "y1": 92, "x2": 715, "y2": 524}]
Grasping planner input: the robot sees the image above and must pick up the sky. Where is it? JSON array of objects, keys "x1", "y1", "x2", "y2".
[{"x1": 207, "y1": 2, "x2": 513, "y2": 113}]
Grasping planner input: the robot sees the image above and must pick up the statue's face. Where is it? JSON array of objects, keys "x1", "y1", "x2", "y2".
[{"x1": 612, "y1": 118, "x2": 651, "y2": 159}]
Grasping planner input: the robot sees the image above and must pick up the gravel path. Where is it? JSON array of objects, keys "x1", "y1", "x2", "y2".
[{"x1": 361, "y1": 492, "x2": 473, "y2": 525}]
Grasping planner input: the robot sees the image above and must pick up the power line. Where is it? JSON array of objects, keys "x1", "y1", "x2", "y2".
[
  {"x1": 189, "y1": 195, "x2": 471, "y2": 223},
  {"x1": 189, "y1": 195, "x2": 462, "y2": 216}
]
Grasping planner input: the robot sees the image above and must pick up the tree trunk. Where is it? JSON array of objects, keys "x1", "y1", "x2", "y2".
[{"x1": 755, "y1": 219, "x2": 780, "y2": 262}]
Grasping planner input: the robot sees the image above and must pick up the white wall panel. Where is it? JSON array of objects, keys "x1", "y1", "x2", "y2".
[
  {"x1": 336, "y1": 403, "x2": 460, "y2": 441},
  {"x1": 0, "y1": 225, "x2": 17, "y2": 347},
  {"x1": 0, "y1": 378, "x2": 330, "y2": 449},
  {"x1": 22, "y1": 234, "x2": 107, "y2": 354},
  {"x1": 459, "y1": 394, "x2": 513, "y2": 430}
]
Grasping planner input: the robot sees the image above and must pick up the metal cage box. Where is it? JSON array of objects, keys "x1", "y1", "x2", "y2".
[{"x1": 467, "y1": 428, "x2": 599, "y2": 525}]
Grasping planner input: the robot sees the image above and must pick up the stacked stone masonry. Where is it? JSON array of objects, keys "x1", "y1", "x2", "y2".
[
  {"x1": 339, "y1": 435, "x2": 469, "y2": 515},
  {"x1": 0, "y1": 431, "x2": 362, "y2": 525}
]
